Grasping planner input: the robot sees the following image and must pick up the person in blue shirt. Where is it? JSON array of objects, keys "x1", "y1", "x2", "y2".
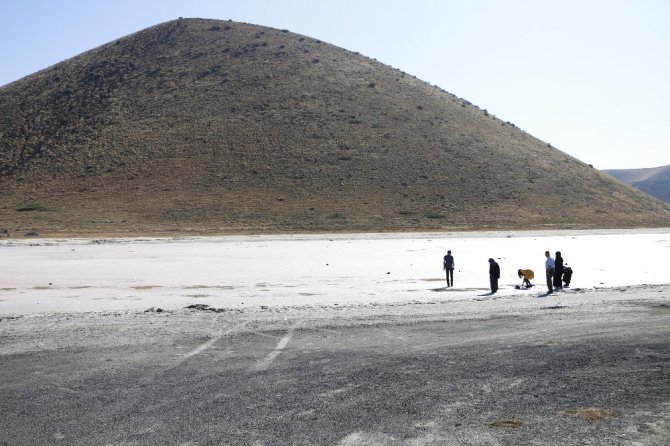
[
  {"x1": 443, "y1": 250, "x2": 455, "y2": 287},
  {"x1": 544, "y1": 251, "x2": 555, "y2": 294}
]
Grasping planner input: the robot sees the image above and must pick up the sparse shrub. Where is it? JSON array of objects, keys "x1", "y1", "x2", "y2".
[
  {"x1": 425, "y1": 212, "x2": 444, "y2": 219},
  {"x1": 368, "y1": 82, "x2": 376, "y2": 88},
  {"x1": 209, "y1": 26, "x2": 221, "y2": 31},
  {"x1": 417, "y1": 105, "x2": 423, "y2": 110},
  {"x1": 16, "y1": 204, "x2": 47, "y2": 212},
  {"x1": 489, "y1": 420, "x2": 523, "y2": 428},
  {"x1": 565, "y1": 408, "x2": 612, "y2": 422},
  {"x1": 312, "y1": 59, "x2": 320, "y2": 64},
  {"x1": 281, "y1": 29, "x2": 289, "y2": 33}
]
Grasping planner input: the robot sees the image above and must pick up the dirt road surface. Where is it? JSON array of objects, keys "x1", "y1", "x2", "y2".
[{"x1": 1, "y1": 285, "x2": 669, "y2": 445}]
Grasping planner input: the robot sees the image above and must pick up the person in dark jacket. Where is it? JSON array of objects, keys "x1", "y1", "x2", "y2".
[
  {"x1": 488, "y1": 258, "x2": 500, "y2": 293},
  {"x1": 562, "y1": 264, "x2": 573, "y2": 287},
  {"x1": 443, "y1": 250, "x2": 455, "y2": 287},
  {"x1": 553, "y1": 251, "x2": 564, "y2": 289}
]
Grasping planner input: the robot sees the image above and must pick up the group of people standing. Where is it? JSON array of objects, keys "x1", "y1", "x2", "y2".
[
  {"x1": 443, "y1": 250, "x2": 572, "y2": 294},
  {"x1": 544, "y1": 250, "x2": 570, "y2": 294}
]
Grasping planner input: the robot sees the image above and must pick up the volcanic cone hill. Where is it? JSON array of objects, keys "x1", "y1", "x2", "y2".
[{"x1": 1, "y1": 18, "x2": 669, "y2": 236}]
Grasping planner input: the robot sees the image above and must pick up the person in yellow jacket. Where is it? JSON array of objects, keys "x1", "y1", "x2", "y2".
[{"x1": 517, "y1": 269, "x2": 534, "y2": 288}]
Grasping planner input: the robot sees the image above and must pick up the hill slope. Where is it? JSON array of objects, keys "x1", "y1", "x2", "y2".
[
  {"x1": 1, "y1": 18, "x2": 669, "y2": 236},
  {"x1": 604, "y1": 165, "x2": 670, "y2": 204}
]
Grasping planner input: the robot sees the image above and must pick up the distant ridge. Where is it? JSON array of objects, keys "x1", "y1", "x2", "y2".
[
  {"x1": 1, "y1": 18, "x2": 669, "y2": 236},
  {"x1": 604, "y1": 165, "x2": 670, "y2": 204}
]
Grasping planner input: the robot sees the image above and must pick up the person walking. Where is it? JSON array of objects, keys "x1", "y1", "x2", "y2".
[
  {"x1": 544, "y1": 251, "x2": 555, "y2": 294},
  {"x1": 488, "y1": 258, "x2": 500, "y2": 293},
  {"x1": 553, "y1": 251, "x2": 564, "y2": 290},
  {"x1": 443, "y1": 250, "x2": 455, "y2": 287}
]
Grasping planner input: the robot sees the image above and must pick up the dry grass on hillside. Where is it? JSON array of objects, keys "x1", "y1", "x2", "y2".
[{"x1": 1, "y1": 18, "x2": 669, "y2": 237}]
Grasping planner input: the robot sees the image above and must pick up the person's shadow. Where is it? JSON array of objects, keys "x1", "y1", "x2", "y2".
[
  {"x1": 536, "y1": 291, "x2": 554, "y2": 298},
  {"x1": 477, "y1": 291, "x2": 497, "y2": 297}
]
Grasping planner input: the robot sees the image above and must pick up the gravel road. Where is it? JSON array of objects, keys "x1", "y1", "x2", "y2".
[{"x1": 1, "y1": 285, "x2": 669, "y2": 445}]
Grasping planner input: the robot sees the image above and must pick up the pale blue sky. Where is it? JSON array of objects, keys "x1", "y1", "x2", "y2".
[{"x1": 1, "y1": 0, "x2": 668, "y2": 169}]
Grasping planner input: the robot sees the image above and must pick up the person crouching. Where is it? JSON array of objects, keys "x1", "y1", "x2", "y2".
[{"x1": 518, "y1": 269, "x2": 534, "y2": 288}]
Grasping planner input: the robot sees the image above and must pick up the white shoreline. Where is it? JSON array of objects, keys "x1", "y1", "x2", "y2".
[
  {"x1": 2, "y1": 227, "x2": 670, "y2": 246},
  {"x1": 1, "y1": 229, "x2": 668, "y2": 316}
]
